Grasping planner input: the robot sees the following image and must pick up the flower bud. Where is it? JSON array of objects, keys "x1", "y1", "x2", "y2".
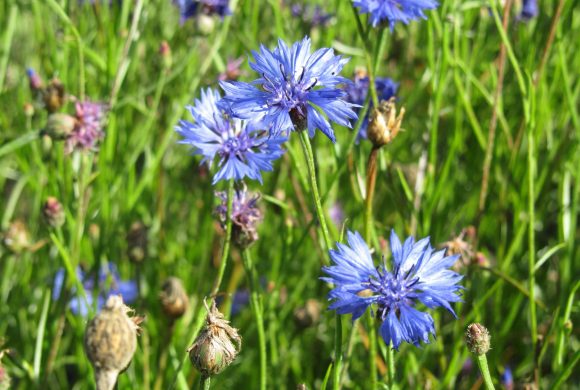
[
  {"x1": 188, "y1": 301, "x2": 241, "y2": 378},
  {"x1": 215, "y1": 188, "x2": 262, "y2": 249},
  {"x1": 43, "y1": 197, "x2": 65, "y2": 228},
  {"x1": 293, "y1": 299, "x2": 321, "y2": 329},
  {"x1": 159, "y1": 277, "x2": 189, "y2": 320},
  {"x1": 43, "y1": 78, "x2": 66, "y2": 113},
  {"x1": 159, "y1": 41, "x2": 172, "y2": 70},
  {"x1": 26, "y1": 68, "x2": 43, "y2": 91},
  {"x1": 196, "y1": 14, "x2": 215, "y2": 35},
  {"x1": 2, "y1": 220, "x2": 30, "y2": 254},
  {"x1": 465, "y1": 323, "x2": 491, "y2": 355},
  {"x1": 0, "y1": 349, "x2": 10, "y2": 390},
  {"x1": 367, "y1": 97, "x2": 405, "y2": 148},
  {"x1": 45, "y1": 113, "x2": 76, "y2": 140},
  {"x1": 84, "y1": 296, "x2": 143, "y2": 390},
  {"x1": 23, "y1": 103, "x2": 35, "y2": 117},
  {"x1": 126, "y1": 222, "x2": 148, "y2": 263}
]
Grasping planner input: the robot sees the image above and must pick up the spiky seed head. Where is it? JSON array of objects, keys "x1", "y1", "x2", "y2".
[
  {"x1": 188, "y1": 300, "x2": 241, "y2": 378},
  {"x1": 159, "y1": 277, "x2": 189, "y2": 320},
  {"x1": 367, "y1": 97, "x2": 405, "y2": 148},
  {"x1": 2, "y1": 220, "x2": 30, "y2": 254},
  {"x1": 465, "y1": 323, "x2": 491, "y2": 355},
  {"x1": 84, "y1": 296, "x2": 142, "y2": 390}
]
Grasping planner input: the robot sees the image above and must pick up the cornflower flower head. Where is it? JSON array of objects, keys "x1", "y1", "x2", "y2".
[
  {"x1": 353, "y1": 0, "x2": 439, "y2": 29},
  {"x1": 291, "y1": 4, "x2": 334, "y2": 27},
  {"x1": 220, "y1": 36, "x2": 358, "y2": 143},
  {"x1": 215, "y1": 186, "x2": 263, "y2": 247},
  {"x1": 174, "y1": 0, "x2": 230, "y2": 22},
  {"x1": 344, "y1": 71, "x2": 398, "y2": 141},
  {"x1": 176, "y1": 88, "x2": 287, "y2": 184},
  {"x1": 53, "y1": 263, "x2": 138, "y2": 316},
  {"x1": 322, "y1": 230, "x2": 463, "y2": 350},
  {"x1": 65, "y1": 101, "x2": 106, "y2": 153},
  {"x1": 518, "y1": 0, "x2": 538, "y2": 21}
]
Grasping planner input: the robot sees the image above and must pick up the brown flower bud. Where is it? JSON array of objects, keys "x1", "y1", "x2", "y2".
[
  {"x1": 126, "y1": 222, "x2": 148, "y2": 263},
  {"x1": 84, "y1": 296, "x2": 143, "y2": 390},
  {"x1": 45, "y1": 113, "x2": 76, "y2": 140},
  {"x1": 2, "y1": 220, "x2": 30, "y2": 254},
  {"x1": 293, "y1": 299, "x2": 321, "y2": 329},
  {"x1": 367, "y1": 97, "x2": 405, "y2": 148},
  {"x1": 188, "y1": 300, "x2": 241, "y2": 378},
  {"x1": 43, "y1": 78, "x2": 66, "y2": 113},
  {"x1": 159, "y1": 277, "x2": 189, "y2": 320},
  {"x1": 43, "y1": 197, "x2": 65, "y2": 228},
  {"x1": 465, "y1": 323, "x2": 491, "y2": 355}
]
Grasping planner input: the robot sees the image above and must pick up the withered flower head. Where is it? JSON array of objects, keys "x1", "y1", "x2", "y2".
[
  {"x1": 43, "y1": 78, "x2": 66, "y2": 113},
  {"x1": 2, "y1": 220, "x2": 30, "y2": 254},
  {"x1": 293, "y1": 299, "x2": 322, "y2": 329},
  {"x1": 126, "y1": 222, "x2": 148, "y2": 263},
  {"x1": 45, "y1": 113, "x2": 76, "y2": 140},
  {"x1": 188, "y1": 300, "x2": 241, "y2": 378},
  {"x1": 367, "y1": 97, "x2": 405, "y2": 148},
  {"x1": 84, "y1": 295, "x2": 143, "y2": 390},
  {"x1": 215, "y1": 187, "x2": 263, "y2": 249},
  {"x1": 159, "y1": 277, "x2": 189, "y2": 320}
]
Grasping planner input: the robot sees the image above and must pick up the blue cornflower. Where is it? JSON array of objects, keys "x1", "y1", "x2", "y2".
[
  {"x1": 353, "y1": 0, "x2": 439, "y2": 29},
  {"x1": 518, "y1": 0, "x2": 538, "y2": 21},
  {"x1": 52, "y1": 263, "x2": 138, "y2": 317},
  {"x1": 220, "y1": 37, "x2": 358, "y2": 143},
  {"x1": 344, "y1": 71, "x2": 398, "y2": 141},
  {"x1": 174, "y1": 0, "x2": 230, "y2": 21},
  {"x1": 501, "y1": 366, "x2": 514, "y2": 390},
  {"x1": 176, "y1": 88, "x2": 287, "y2": 184},
  {"x1": 322, "y1": 230, "x2": 463, "y2": 350}
]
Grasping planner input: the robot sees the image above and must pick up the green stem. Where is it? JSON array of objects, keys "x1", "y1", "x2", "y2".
[
  {"x1": 200, "y1": 376, "x2": 211, "y2": 390},
  {"x1": 241, "y1": 248, "x2": 267, "y2": 390},
  {"x1": 475, "y1": 354, "x2": 495, "y2": 390},
  {"x1": 297, "y1": 130, "x2": 332, "y2": 250},
  {"x1": 527, "y1": 124, "x2": 537, "y2": 348},
  {"x1": 367, "y1": 312, "x2": 378, "y2": 390},
  {"x1": 170, "y1": 179, "x2": 235, "y2": 390},
  {"x1": 386, "y1": 346, "x2": 395, "y2": 386},
  {"x1": 296, "y1": 130, "x2": 341, "y2": 389}
]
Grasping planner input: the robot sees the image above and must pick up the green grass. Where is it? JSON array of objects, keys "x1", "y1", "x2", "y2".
[{"x1": 0, "y1": 0, "x2": 579, "y2": 389}]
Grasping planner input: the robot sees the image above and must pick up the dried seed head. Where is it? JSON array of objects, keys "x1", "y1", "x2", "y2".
[
  {"x1": 188, "y1": 300, "x2": 241, "y2": 378},
  {"x1": 465, "y1": 323, "x2": 491, "y2": 355},
  {"x1": 43, "y1": 78, "x2": 66, "y2": 113},
  {"x1": 45, "y1": 113, "x2": 76, "y2": 140},
  {"x1": 43, "y1": 197, "x2": 65, "y2": 228},
  {"x1": 126, "y1": 222, "x2": 148, "y2": 263},
  {"x1": 2, "y1": 220, "x2": 30, "y2": 254},
  {"x1": 84, "y1": 296, "x2": 142, "y2": 390},
  {"x1": 159, "y1": 277, "x2": 189, "y2": 320},
  {"x1": 293, "y1": 299, "x2": 321, "y2": 329},
  {"x1": 367, "y1": 97, "x2": 405, "y2": 148}
]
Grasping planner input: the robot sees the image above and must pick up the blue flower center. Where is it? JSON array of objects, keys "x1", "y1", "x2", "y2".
[
  {"x1": 263, "y1": 66, "x2": 317, "y2": 113},
  {"x1": 368, "y1": 267, "x2": 419, "y2": 320}
]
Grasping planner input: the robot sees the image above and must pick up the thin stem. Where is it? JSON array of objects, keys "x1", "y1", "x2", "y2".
[
  {"x1": 241, "y1": 248, "x2": 267, "y2": 390},
  {"x1": 169, "y1": 179, "x2": 235, "y2": 390},
  {"x1": 528, "y1": 124, "x2": 537, "y2": 348},
  {"x1": 475, "y1": 354, "x2": 495, "y2": 390},
  {"x1": 297, "y1": 130, "x2": 332, "y2": 250},
  {"x1": 334, "y1": 313, "x2": 343, "y2": 390},
  {"x1": 367, "y1": 312, "x2": 378, "y2": 390},
  {"x1": 351, "y1": 7, "x2": 380, "y2": 107},
  {"x1": 200, "y1": 376, "x2": 211, "y2": 390},
  {"x1": 211, "y1": 179, "x2": 236, "y2": 296},
  {"x1": 386, "y1": 346, "x2": 395, "y2": 386}
]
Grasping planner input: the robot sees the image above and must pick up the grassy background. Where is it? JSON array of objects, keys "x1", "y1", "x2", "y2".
[{"x1": 0, "y1": 0, "x2": 579, "y2": 388}]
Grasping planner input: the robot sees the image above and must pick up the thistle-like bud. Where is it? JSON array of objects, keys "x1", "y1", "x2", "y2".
[
  {"x1": 159, "y1": 41, "x2": 172, "y2": 70},
  {"x1": 465, "y1": 323, "x2": 491, "y2": 355},
  {"x1": 43, "y1": 197, "x2": 65, "y2": 228},
  {"x1": 367, "y1": 97, "x2": 405, "y2": 148},
  {"x1": 84, "y1": 296, "x2": 143, "y2": 390},
  {"x1": 23, "y1": 103, "x2": 35, "y2": 117},
  {"x1": 126, "y1": 222, "x2": 148, "y2": 263},
  {"x1": 196, "y1": 14, "x2": 215, "y2": 35},
  {"x1": 43, "y1": 78, "x2": 66, "y2": 113},
  {"x1": 26, "y1": 68, "x2": 43, "y2": 91},
  {"x1": 2, "y1": 220, "x2": 30, "y2": 254},
  {"x1": 293, "y1": 299, "x2": 321, "y2": 329},
  {"x1": 159, "y1": 277, "x2": 189, "y2": 320},
  {"x1": 188, "y1": 300, "x2": 241, "y2": 378},
  {"x1": 45, "y1": 113, "x2": 76, "y2": 140}
]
